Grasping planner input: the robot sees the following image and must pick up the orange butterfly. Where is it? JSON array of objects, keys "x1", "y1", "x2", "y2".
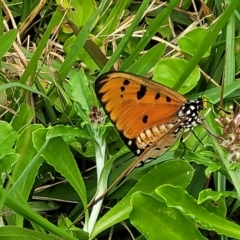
[{"x1": 95, "y1": 71, "x2": 205, "y2": 198}]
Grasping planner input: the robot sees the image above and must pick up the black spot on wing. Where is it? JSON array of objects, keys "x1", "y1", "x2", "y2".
[
  {"x1": 166, "y1": 96, "x2": 171, "y2": 102},
  {"x1": 121, "y1": 86, "x2": 125, "y2": 92},
  {"x1": 155, "y1": 92, "x2": 160, "y2": 100},
  {"x1": 123, "y1": 79, "x2": 130, "y2": 85},
  {"x1": 137, "y1": 84, "x2": 147, "y2": 100},
  {"x1": 142, "y1": 115, "x2": 148, "y2": 124}
]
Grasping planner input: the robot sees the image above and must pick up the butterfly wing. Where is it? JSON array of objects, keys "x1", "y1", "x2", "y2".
[
  {"x1": 95, "y1": 71, "x2": 187, "y2": 155},
  {"x1": 92, "y1": 71, "x2": 203, "y2": 204}
]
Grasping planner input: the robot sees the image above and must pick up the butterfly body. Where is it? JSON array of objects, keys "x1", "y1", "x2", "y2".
[{"x1": 95, "y1": 71, "x2": 205, "y2": 169}]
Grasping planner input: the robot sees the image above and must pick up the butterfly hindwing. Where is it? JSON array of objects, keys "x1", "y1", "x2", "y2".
[{"x1": 122, "y1": 123, "x2": 184, "y2": 177}]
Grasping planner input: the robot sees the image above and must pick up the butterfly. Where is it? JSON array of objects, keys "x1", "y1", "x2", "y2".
[{"x1": 94, "y1": 71, "x2": 205, "y2": 198}]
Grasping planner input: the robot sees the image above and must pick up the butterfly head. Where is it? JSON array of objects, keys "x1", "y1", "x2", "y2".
[{"x1": 178, "y1": 97, "x2": 205, "y2": 129}]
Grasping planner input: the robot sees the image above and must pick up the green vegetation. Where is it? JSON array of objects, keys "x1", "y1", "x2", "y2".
[{"x1": 0, "y1": 0, "x2": 240, "y2": 239}]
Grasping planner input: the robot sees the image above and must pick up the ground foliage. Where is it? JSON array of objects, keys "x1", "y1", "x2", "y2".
[{"x1": 0, "y1": 0, "x2": 240, "y2": 240}]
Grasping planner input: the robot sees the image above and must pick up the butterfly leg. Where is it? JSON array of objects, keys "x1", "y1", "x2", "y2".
[
  {"x1": 191, "y1": 130, "x2": 204, "y2": 147},
  {"x1": 180, "y1": 129, "x2": 204, "y2": 158},
  {"x1": 179, "y1": 137, "x2": 186, "y2": 159},
  {"x1": 201, "y1": 123, "x2": 223, "y2": 140}
]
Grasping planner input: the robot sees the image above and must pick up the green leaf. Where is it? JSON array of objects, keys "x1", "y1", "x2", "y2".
[
  {"x1": 99, "y1": 0, "x2": 129, "y2": 38},
  {"x1": 10, "y1": 125, "x2": 44, "y2": 199},
  {"x1": 156, "y1": 185, "x2": 240, "y2": 239},
  {"x1": 0, "y1": 226, "x2": 63, "y2": 240},
  {"x1": 90, "y1": 160, "x2": 194, "y2": 239},
  {"x1": 198, "y1": 189, "x2": 238, "y2": 204},
  {"x1": 0, "y1": 121, "x2": 18, "y2": 158},
  {"x1": 120, "y1": 0, "x2": 180, "y2": 70},
  {"x1": 178, "y1": 28, "x2": 210, "y2": 57},
  {"x1": 100, "y1": 0, "x2": 150, "y2": 73},
  {"x1": 130, "y1": 192, "x2": 206, "y2": 240},
  {"x1": 0, "y1": 153, "x2": 19, "y2": 186},
  {"x1": 59, "y1": 1, "x2": 108, "y2": 79},
  {"x1": 64, "y1": 35, "x2": 99, "y2": 73},
  {"x1": 153, "y1": 58, "x2": 200, "y2": 94},
  {"x1": 66, "y1": 0, "x2": 95, "y2": 27},
  {"x1": 198, "y1": 189, "x2": 227, "y2": 218},
  {"x1": 128, "y1": 43, "x2": 166, "y2": 75},
  {"x1": 0, "y1": 82, "x2": 50, "y2": 101},
  {"x1": 46, "y1": 125, "x2": 91, "y2": 141},
  {"x1": 70, "y1": 69, "x2": 93, "y2": 112},
  {"x1": 182, "y1": 151, "x2": 221, "y2": 177},
  {"x1": 11, "y1": 103, "x2": 35, "y2": 132},
  {"x1": 20, "y1": 8, "x2": 64, "y2": 84},
  {"x1": 177, "y1": 1, "x2": 240, "y2": 90},
  {"x1": 0, "y1": 29, "x2": 17, "y2": 59},
  {"x1": 145, "y1": 17, "x2": 171, "y2": 38},
  {"x1": 33, "y1": 131, "x2": 88, "y2": 209},
  {"x1": 0, "y1": 188, "x2": 80, "y2": 240}
]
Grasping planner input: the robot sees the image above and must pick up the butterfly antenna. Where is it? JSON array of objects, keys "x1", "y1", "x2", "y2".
[{"x1": 206, "y1": 100, "x2": 231, "y2": 115}]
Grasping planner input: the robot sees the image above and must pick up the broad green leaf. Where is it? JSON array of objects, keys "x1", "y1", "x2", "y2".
[
  {"x1": 153, "y1": 58, "x2": 200, "y2": 94},
  {"x1": 177, "y1": 1, "x2": 240, "y2": 90},
  {"x1": 182, "y1": 151, "x2": 221, "y2": 177},
  {"x1": 156, "y1": 185, "x2": 240, "y2": 239},
  {"x1": 130, "y1": 192, "x2": 206, "y2": 240},
  {"x1": 33, "y1": 132, "x2": 88, "y2": 209},
  {"x1": 183, "y1": 125, "x2": 209, "y2": 152},
  {"x1": 178, "y1": 28, "x2": 210, "y2": 57},
  {"x1": 90, "y1": 160, "x2": 194, "y2": 239}
]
